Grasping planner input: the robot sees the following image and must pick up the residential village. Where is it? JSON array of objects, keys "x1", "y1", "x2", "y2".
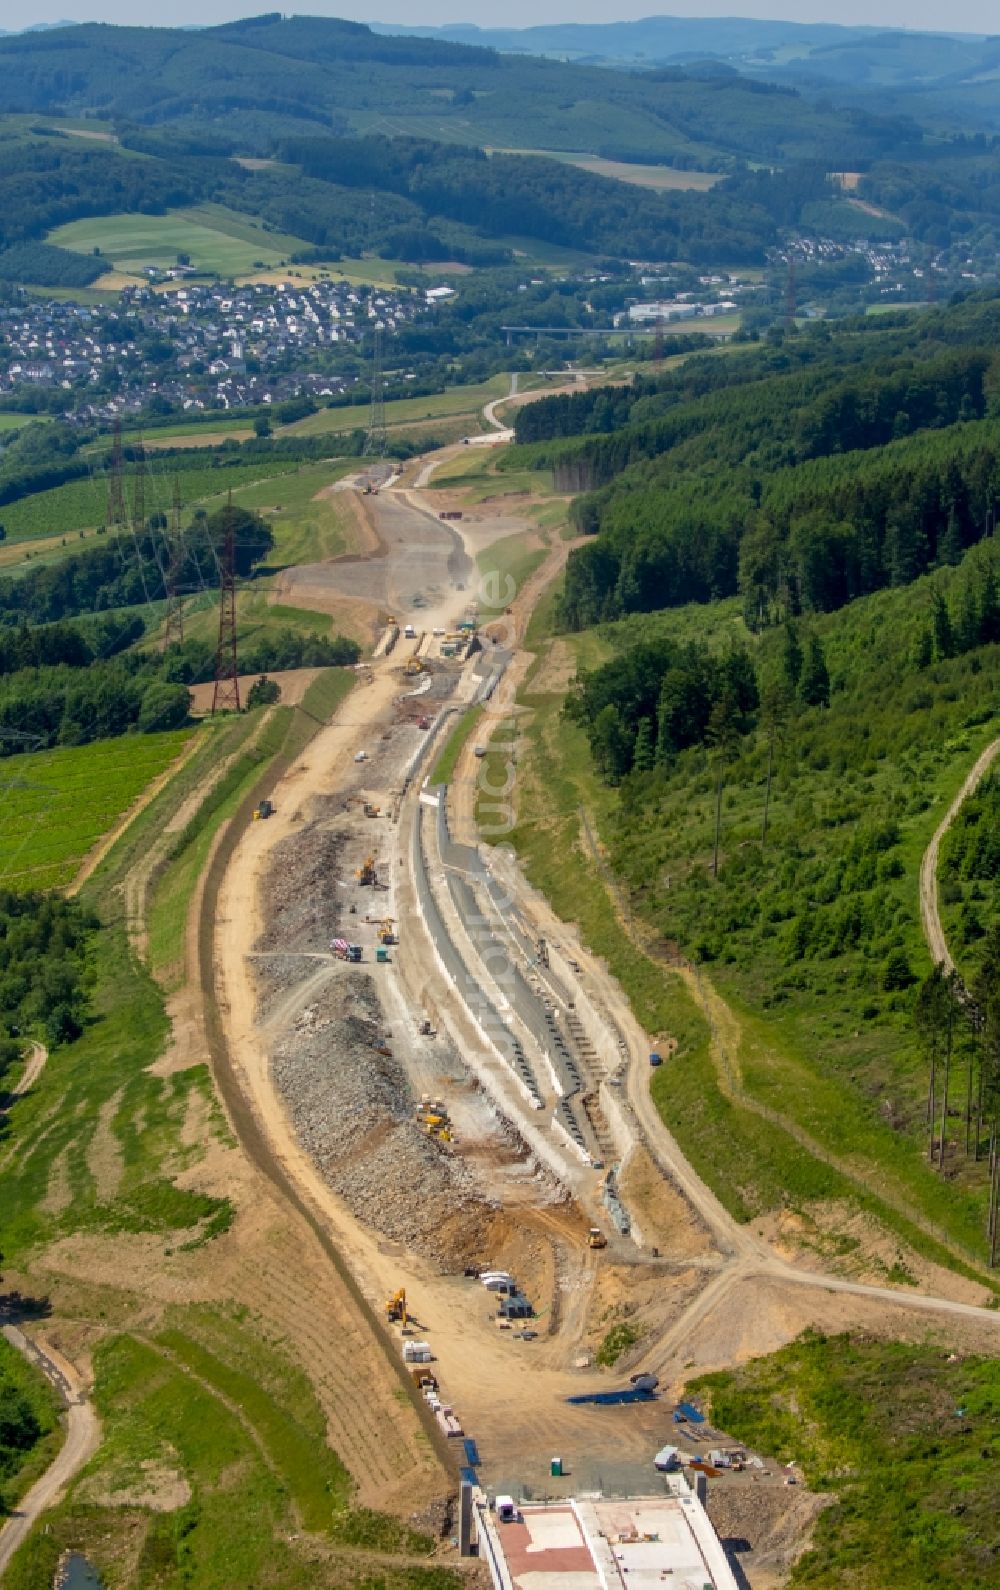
[{"x1": 0, "y1": 275, "x2": 437, "y2": 419}]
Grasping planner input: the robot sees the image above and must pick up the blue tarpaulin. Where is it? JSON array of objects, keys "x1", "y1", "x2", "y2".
[
  {"x1": 566, "y1": 1388, "x2": 657, "y2": 1407},
  {"x1": 675, "y1": 1401, "x2": 705, "y2": 1423},
  {"x1": 463, "y1": 1438, "x2": 481, "y2": 1467}
]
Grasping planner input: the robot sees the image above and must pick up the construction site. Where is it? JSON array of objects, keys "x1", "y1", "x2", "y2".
[
  {"x1": 189, "y1": 378, "x2": 1000, "y2": 1588},
  {"x1": 11, "y1": 375, "x2": 987, "y2": 1587}
]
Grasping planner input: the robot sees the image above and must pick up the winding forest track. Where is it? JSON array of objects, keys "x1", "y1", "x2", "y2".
[
  {"x1": 0, "y1": 1324, "x2": 99, "y2": 1581},
  {"x1": 920, "y1": 735, "x2": 1000, "y2": 973}
]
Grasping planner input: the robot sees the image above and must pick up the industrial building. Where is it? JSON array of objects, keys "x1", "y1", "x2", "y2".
[{"x1": 472, "y1": 1482, "x2": 739, "y2": 1590}]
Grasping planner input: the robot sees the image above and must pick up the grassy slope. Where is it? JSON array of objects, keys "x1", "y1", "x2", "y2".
[
  {"x1": 285, "y1": 374, "x2": 508, "y2": 436},
  {"x1": 476, "y1": 532, "x2": 547, "y2": 613},
  {"x1": 0, "y1": 731, "x2": 195, "y2": 892},
  {"x1": 690, "y1": 1333, "x2": 1000, "y2": 1589},
  {"x1": 0, "y1": 458, "x2": 300, "y2": 544},
  {"x1": 48, "y1": 204, "x2": 311, "y2": 277},
  {"x1": 431, "y1": 704, "x2": 485, "y2": 784},
  {"x1": 602, "y1": 574, "x2": 1000, "y2": 1263}
]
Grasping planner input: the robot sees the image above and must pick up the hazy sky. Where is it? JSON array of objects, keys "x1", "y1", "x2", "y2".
[{"x1": 5, "y1": 1, "x2": 998, "y2": 33}]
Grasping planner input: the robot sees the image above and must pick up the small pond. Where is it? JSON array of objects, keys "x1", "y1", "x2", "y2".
[{"x1": 56, "y1": 1554, "x2": 105, "y2": 1590}]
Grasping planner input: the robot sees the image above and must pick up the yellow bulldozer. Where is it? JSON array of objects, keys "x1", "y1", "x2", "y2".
[
  {"x1": 404, "y1": 656, "x2": 425, "y2": 676},
  {"x1": 588, "y1": 1227, "x2": 608, "y2": 1250}
]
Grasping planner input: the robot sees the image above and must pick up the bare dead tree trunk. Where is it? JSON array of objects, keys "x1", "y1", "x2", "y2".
[
  {"x1": 966, "y1": 1036, "x2": 975, "y2": 1158},
  {"x1": 976, "y1": 1051, "x2": 985, "y2": 1162},
  {"x1": 988, "y1": 1119, "x2": 998, "y2": 1260},
  {"x1": 928, "y1": 1043, "x2": 938, "y2": 1162},
  {"x1": 938, "y1": 998, "x2": 954, "y2": 1174}
]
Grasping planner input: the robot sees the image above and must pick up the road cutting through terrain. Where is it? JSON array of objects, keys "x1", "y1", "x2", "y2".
[{"x1": 209, "y1": 400, "x2": 1000, "y2": 1508}]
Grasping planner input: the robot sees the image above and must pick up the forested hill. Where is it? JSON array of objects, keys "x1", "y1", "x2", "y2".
[
  {"x1": 504, "y1": 293, "x2": 1000, "y2": 630},
  {"x1": 0, "y1": 15, "x2": 917, "y2": 169}
]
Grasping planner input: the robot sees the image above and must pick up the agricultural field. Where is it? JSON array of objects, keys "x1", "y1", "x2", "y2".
[
  {"x1": 0, "y1": 413, "x2": 47, "y2": 433},
  {"x1": 0, "y1": 730, "x2": 195, "y2": 892},
  {"x1": 48, "y1": 203, "x2": 311, "y2": 280},
  {"x1": 284, "y1": 374, "x2": 509, "y2": 437},
  {"x1": 504, "y1": 148, "x2": 722, "y2": 190},
  {"x1": 0, "y1": 457, "x2": 302, "y2": 544}
]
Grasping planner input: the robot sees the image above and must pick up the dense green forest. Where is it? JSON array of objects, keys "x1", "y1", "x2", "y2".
[
  {"x1": 0, "y1": 891, "x2": 96, "y2": 1061},
  {"x1": 503, "y1": 297, "x2": 1000, "y2": 629},
  {"x1": 0, "y1": 17, "x2": 916, "y2": 168},
  {"x1": 0, "y1": 1332, "x2": 60, "y2": 1517}
]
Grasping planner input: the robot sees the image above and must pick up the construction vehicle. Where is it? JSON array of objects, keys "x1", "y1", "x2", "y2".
[
  {"x1": 386, "y1": 1288, "x2": 407, "y2": 1326},
  {"x1": 363, "y1": 802, "x2": 380, "y2": 818},
  {"x1": 588, "y1": 1227, "x2": 608, "y2": 1250},
  {"x1": 404, "y1": 657, "x2": 425, "y2": 676},
  {"x1": 331, "y1": 938, "x2": 360, "y2": 962},
  {"x1": 418, "y1": 1018, "x2": 434, "y2": 1036},
  {"x1": 417, "y1": 716, "x2": 431, "y2": 731},
  {"x1": 378, "y1": 918, "x2": 396, "y2": 944},
  {"x1": 357, "y1": 854, "x2": 378, "y2": 887},
  {"x1": 252, "y1": 798, "x2": 274, "y2": 821}
]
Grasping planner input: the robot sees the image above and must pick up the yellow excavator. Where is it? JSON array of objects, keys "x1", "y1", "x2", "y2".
[
  {"x1": 386, "y1": 1288, "x2": 407, "y2": 1325},
  {"x1": 357, "y1": 854, "x2": 377, "y2": 887},
  {"x1": 378, "y1": 917, "x2": 396, "y2": 944}
]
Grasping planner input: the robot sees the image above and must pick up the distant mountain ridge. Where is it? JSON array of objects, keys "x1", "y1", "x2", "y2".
[{"x1": 374, "y1": 16, "x2": 987, "y2": 69}]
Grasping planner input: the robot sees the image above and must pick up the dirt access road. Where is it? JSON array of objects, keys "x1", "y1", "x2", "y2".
[
  {"x1": 0, "y1": 1046, "x2": 101, "y2": 1576},
  {"x1": 920, "y1": 734, "x2": 1000, "y2": 972},
  {"x1": 0, "y1": 1323, "x2": 99, "y2": 1579}
]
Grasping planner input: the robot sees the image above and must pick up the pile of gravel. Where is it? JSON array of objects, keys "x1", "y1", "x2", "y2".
[
  {"x1": 256, "y1": 825, "x2": 347, "y2": 958},
  {"x1": 271, "y1": 971, "x2": 499, "y2": 1266}
]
